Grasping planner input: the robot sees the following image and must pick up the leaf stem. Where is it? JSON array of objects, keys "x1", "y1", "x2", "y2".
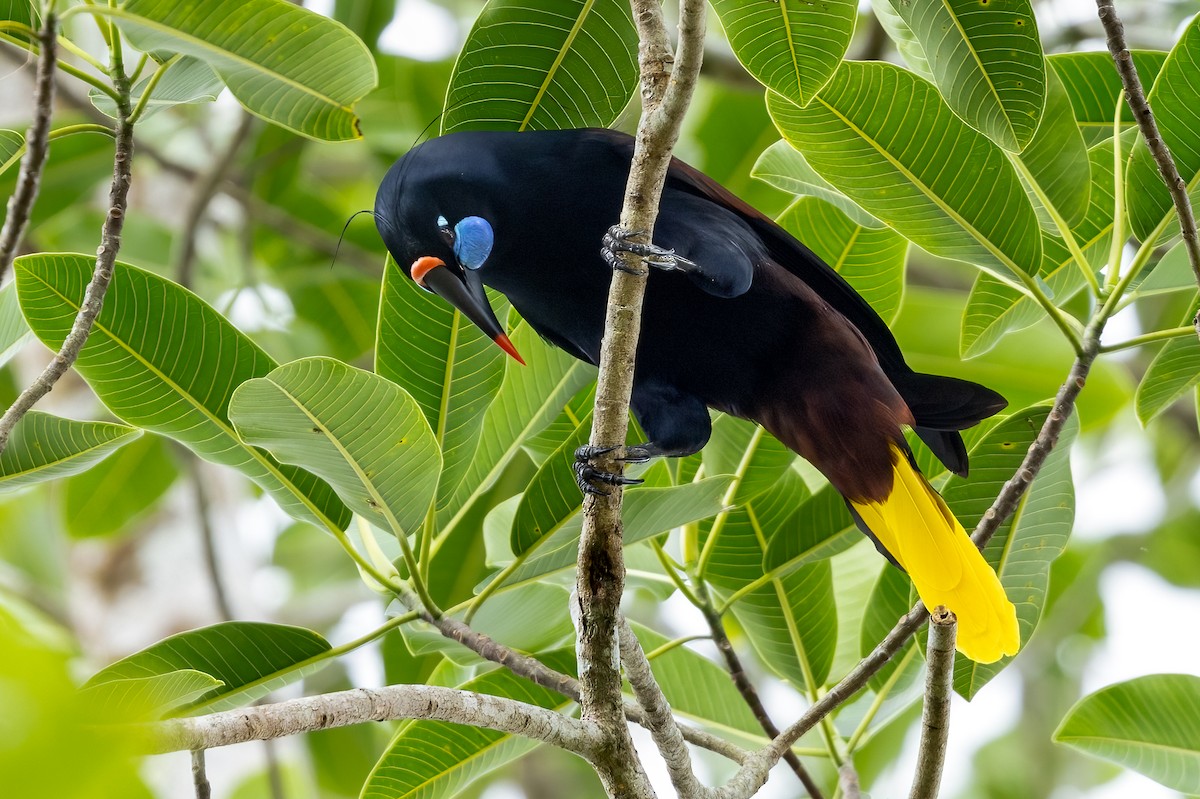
[
  {"x1": 845, "y1": 645, "x2": 917, "y2": 752},
  {"x1": 1010, "y1": 156, "x2": 1102, "y2": 296},
  {"x1": 650, "y1": 537, "x2": 702, "y2": 607},
  {"x1": 1105, "y1": 91, "x2": 1128, "y2": 292},
  {"x1": 695, "y1": 425, "x2": 764, "y2": 580},
  {"x1": 1100, "y1": 325, "x2": 1196, "y2": 352},
  {"x1": 128, "y1": 54, "x2": 180, "y2": 125}
]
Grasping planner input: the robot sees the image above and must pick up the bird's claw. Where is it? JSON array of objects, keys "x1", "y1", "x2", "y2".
[
  {"x1": 573, "y1": 444, "x2": 645, "y2": 496},
  {"x1": 601, "y1": 225, "x2": 698, "y2": 275}
]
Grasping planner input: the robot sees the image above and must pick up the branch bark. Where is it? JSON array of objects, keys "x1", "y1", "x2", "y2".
[
  {"x1": 144, "y1": 683, "x2": 596, "y2": 756},
  {"x1": 1096, "y1": 0, "x2": 1200, "y2": 326},
  {"x1": 573, "y1": 1, "x2": 706, "y2": 796},
  {"x1": 191, "y1": 749, "x2": 211, "y2": 799},
  {"x1": 618, "y1": 619, "x2": 705, "y2": 798},
  {"x1": 0, "y1": 10, "x2": 57, "y2": 281},
  {"x1": 908, "y1": 607, "x2": 956, "y2": 799},
  {"x1": 0, "y1": 34, "x2": 133, "y2": 456}
]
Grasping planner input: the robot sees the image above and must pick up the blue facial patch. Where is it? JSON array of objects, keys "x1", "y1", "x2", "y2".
[{"x1": 453, "y1": 216, "x2": 494, "y2": 270}]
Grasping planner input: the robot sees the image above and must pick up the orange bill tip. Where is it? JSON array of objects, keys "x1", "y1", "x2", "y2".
[
  {"x1": 410, "y1": 256, "x2": 445, "y2": 287},
  {"x1": 494, "y1": 333, "x2": 526, "y2": 365}
]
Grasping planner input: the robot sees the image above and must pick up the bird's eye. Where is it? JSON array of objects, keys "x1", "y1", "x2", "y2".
[
  {"x1": 436, "y1": 214, "x2": 455, "y2": 248},
  {"x1": 453, "y1": 216, "x2": 494, "y2": 270}
]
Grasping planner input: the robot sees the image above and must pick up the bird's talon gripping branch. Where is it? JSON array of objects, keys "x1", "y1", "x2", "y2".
[
  {"x1": 601, "y1": 225, "x2": 697, "y2": 275},
  {"x1": 573, "y1": 445, "x2": 645, "y2": 496}
]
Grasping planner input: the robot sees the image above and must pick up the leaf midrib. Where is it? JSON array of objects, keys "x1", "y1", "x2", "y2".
[
  {"x1": 518, "y1": 0, "x2": 595, "y2": 131},
  {"x1": 1, "y1": 424, "x2": 137, "y2": 485}
]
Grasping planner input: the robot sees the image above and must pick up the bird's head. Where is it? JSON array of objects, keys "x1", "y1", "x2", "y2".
[{"x1": 373, "y1": 140, "x2": 524, "y2": 365}]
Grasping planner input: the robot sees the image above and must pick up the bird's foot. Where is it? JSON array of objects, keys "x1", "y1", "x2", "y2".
[
  {"x1": 601, "y1": 225, "x2": 698, "y2": 276},
  {"x1": 573, "y1": 444, "x2": 646, "y2": 496}
]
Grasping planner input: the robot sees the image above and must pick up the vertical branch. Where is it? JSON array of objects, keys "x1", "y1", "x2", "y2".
[
  {"x1": 0, "y1": 9, "x2": 57, "y2": 280},
  {"x1": 698, "y1": 597, "x2": 825, "y2": 798},
  {"x1": 907, "y1": 608, "x2": 957, "y2": 799},
  {"x1": 0, "y1": 28, "x2": 133, "y2": 456},
  {"x1": 191, "y1": 749, "x2": 212, "y2": 799},
  {"x1": 574, "y1": 0, "x2": 706, "y2": 796},
  {"x1": 1096, "y1": 0, "x2": 1200, "y2": 321}
]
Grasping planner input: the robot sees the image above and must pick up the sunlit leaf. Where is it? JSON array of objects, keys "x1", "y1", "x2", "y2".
[
  {"x1": 710, "y1": 0, "x2": 856, "y2": 105},
  {"x1": 1137, "y1": 240, "x2": 1200, "y2": 296},
  {"x1": 1135, "y1": 296, "x2": 1200, "y2": 425},
  {"x1": 79, "y1": 669, "x2": 224, "y2": 720},
  {"x1": 13, "y1": 253, "x2": 350, "y2": 533},
  {"x1": 1015, "y1": 66, "x2": 1090, "y2": 229},
  {"x1": 97, "y1": 0, "x2": 377, "y2": 140},
  {"x1": 878, "y1": 0, "x2": 1045, "y2": 151},
  {"x1": 778, "y1": 197, "x2": 907, "y2": 323},
  {"x1": 377, "y1": 255, "x2": 508, "y2": 512},
  {"x1": 443, "y1": 0, "x2": 638, "y2": 133},
  {"x1": 751, "y1": 140, "x2": 883, "y2": 229},
  {"x1": 1048, "y1": 50, "x2": 1168, "y2": 138},
  {"x1": 0, "y1": 280, "x2": 32, "y2": 367},
  {"x1": 230, "y1": 357, "x2": 440, "y2": 537},
  {"x1": 0, "y1": 128, "x2": 23, "y2": 177},
  {"x1": 1055, "y1": 674, "x2": 1200, "y2": 794},
  {"x1": 1125, "y1": 17, "x2": 1200, "y2": 240},
  {"x1": 768, "y1": 61, "x2": 1042, "y2": 283},
  {"x1": 83, "y1": 621, "x2": 332, "y2": 715},
  {"x1": 860, "y1": 563, "x2": 919, "y2": 693},
  {"x1": 0, "y1": 412, "x2": 141, "y2": 495}
]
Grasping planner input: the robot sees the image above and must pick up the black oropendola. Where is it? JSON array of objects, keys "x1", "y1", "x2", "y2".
[{"x1": 374, "y1": 128, "x2": 1020, "y2": 664}]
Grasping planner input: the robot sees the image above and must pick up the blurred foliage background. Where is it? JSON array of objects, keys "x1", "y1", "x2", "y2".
[{"x1": 2, "y1": 1, "x2": 1199, "y2": 797}]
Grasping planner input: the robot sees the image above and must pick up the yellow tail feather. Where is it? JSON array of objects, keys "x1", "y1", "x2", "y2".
[{"x1": 850, "y1": 445, "x2": 1020, "y2": 664}]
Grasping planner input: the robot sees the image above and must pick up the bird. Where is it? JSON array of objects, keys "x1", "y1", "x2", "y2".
[{"x1": 373, "y1": 127, "x2": 1020, "y2": 664}]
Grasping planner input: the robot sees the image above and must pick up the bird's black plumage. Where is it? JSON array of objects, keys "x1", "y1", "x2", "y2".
[{"x1": 375, "y1": 128, "x2": 1005, "y2": 503}]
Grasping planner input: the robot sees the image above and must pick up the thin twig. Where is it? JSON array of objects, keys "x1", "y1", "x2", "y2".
[
  {"x1": 0, "y1": 30, "x2": 133, "y2": 457},
  {"x1": 144, "y1": 683, "x2": 598, "y2": 756},
  {"x1": 189, "y1": 458, "x2": 235, "y2": 620},
  {"x1": 1096, "y1": 0, "x2": 1200, "y2": 330},
  {"x1": 573, "y1": 0, "x2": 706, "y2": 795},
  {"x1": 619, "y1": 619, "x2": 705, "y2": 798},
  {"x1": 908, "y1": 608, "x2": 957, "y2": 799},
  {"x1": 175, "y1": 112, "x2": 256, "y2": 289},
  {"x1": 191, "y1": 750, "x2": 211, "y2": 799},
  {"x1": 698, "y1": 595, "x2": 825, "y2": 798},
  {"x1": 0, "y1": 10, "x2": 57, "y2": 281},
  {"x1": 838, "y1": 764, "x2": 862, "y2": 799}
]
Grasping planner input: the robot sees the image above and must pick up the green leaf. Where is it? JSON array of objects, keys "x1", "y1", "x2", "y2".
[
  {"x1": 707, "y1": 470, "x2": 837, "y2": 688},
  {"x1": 62, "y1": 431, "x2": 179, "y2": 538},
  {"x1": 363, "y1": 651, "x2": 576, "y2": 799},
  {"x1": 13, "y1": 253, "x2": 350, "y2": 533},
  {"x1": 1055, "y1": 674, "x2": 1200, "y2": 794},
  {"x1": 79, "y1": 670, "x2": 224, "y2": 720},
  {"x1": 0, "y1": 412, "x2": 141, "y2": 496},
  {"x1": 777, "y1": 197, "x2": 907, "y2": 324},
  {"x1": 230, "y1": 357, "x2": 440, "y2": 537},
  {"x1": 1048, "y1": 51, "x2": 1168, "y2": 136},
  {"x1": 0, "y1": 128, "x2": 24, "y2": 177},
  {"x1": 961, "y1": 136, "x2": 1116, "y2": 358},
  {"x1": 83, "y1": 621, "x2": 332, "y2": 715},
  {"x1": 1015, "y1": 66, "x2": 1090, "y2": 229},
  {"x1": 880, "y1": 0, "x2": 1045, "y2": 151},
  {"x1": 762, "y1": 484, "x2": 861, "y2": 576},
  {"x1": 868, "y1": 0, "x2": 931, "y2": 78},
  {"x1": 860, "y1": 564, "x2": 919, "y2": 693},
  {"x1": 1135, "y1": 296, "x2": 1200, "y2": 425},
  {"x1": 376, "y1": 255, "x2": 507, "y2": 515},
  {"x1": 97, "y1": 0, "x2": 377, "y2": 141},
  {"x1": 709, "y1": 0, "x2": 856, "y2": 105},
  {"x1": 488, "y1": 478, "x2": 731, "y2": 593},
  {"x1": 751, "y1": 140, "x2": 883, "y2": 229},
  {"x1": 90, "y1": 56, "x2": 223, "y2": 120},
  {"x1": 0, "y1": 280, "x2": 32, "y2": 367},
  {"x1": 443, "y1": 0, "x2": 638, "y2": 133},
  {"x1": 767, "y1": 61, "x2": 1042, "y2": 283},
  {"x1": 1125, "y1": 17, "x2": 1200, "y2": 240},
  {"x1": 510, "y1": 412, "x2": 591, "y2": 556},
  {"x1": 702, "y1": 416, "x2": 795, "y2": 506},
  {"x1": 945, "y1": 404, "x2": 1078, "y2": 699},
  {"x1": 437, "y1": 322, "x2": 594, "y2": 533},
  {"x1": 1137, "y1": 240, "x2": 1200, "y2": 296}
]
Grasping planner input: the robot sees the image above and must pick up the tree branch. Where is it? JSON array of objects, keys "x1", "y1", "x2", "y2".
[
  {"x1": 191, "y1": 749, "x2": 211, "y2": 799},
  {"x1": 698, "y1": 595, "x2": 825, "y2": 798},
  {"x1": 1096, "y1": 0, "x2": 1200, "y2": 327},
  {"x1": 838, "y1": 764, "x2": 862, "y2": 799},
  {"x1": 0, "y1": 32, "x2": 133, "y2": 457},
  {"x1": 573, "y1": 1, "x2": 706, "y2": 795},
  {"x1": 619, "y1": 619, "x2": 705, "y2": 798},
  {"x1": 144, "y1": 683, "x2": 597, "y2": 757},
  {"x1": 0, "y1": 10, "x2": 57, "y2": 281},
  {"x1": 907, "y1": 607, "x2": 956, "y2": 799}
]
